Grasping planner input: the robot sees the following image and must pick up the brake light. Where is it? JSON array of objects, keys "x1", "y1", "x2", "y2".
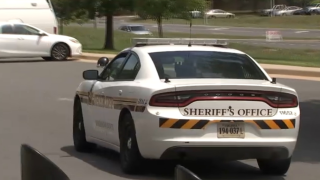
[
  {"x1": 149, "y1": 91, "x2": 298, "y2": 108},
  {"x1": 54, "y1": 27, "x2": 57, "y2": 34}
]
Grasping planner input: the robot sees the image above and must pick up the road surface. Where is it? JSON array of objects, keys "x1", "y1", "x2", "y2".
[
  {"x1": 87, "y1": 17, "x2": 320, "y2": 39},
  {"x1": 0, "y1": 59, "x2": 319, "y2": 180},
  {"x1": 72, "y1": 18, "x2": 320, "y2": 49}
]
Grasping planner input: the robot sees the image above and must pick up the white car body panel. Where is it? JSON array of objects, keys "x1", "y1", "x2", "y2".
[
  {"x1": 0, "y1": 0, "x2": 58, "y2": 34},
  {"x1": 205, "y1": 9, "x2": 234, "y2": 18},
  {"x1": 0, "y1": 22, "x2": 82, "y2": 58},
  {"x1": 75, "y1": 44, "x2": 300, "y2": 160}
]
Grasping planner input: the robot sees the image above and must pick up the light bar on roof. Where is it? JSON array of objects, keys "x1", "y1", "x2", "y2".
[{"x1": 131, "y1": 38, "x2": 228, "y2": 46}]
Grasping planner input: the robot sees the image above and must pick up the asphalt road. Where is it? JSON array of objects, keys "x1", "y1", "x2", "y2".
[
  {"x1": 87, "y1": 17, "x2": 320, "y2": 39},
  {"x1": 0, "y1": 59, "x2": 319, "y2": 180},
  {"x1": 229, "y1": 39, "x2": 320, "y2": 50},
  {"x1": 73, "y1": 18, "x2": 320, "y2": 49}
]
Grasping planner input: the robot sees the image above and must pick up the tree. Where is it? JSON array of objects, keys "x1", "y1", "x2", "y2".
[
  {"x1": 80, "y1": 0, "x2": 134, "y2": 50},
  {"x1": 51, "y1": 0, "x2": 88, "y2": 34},
  {"x1": 135, "y1": 0, "x2": 205, "y2": 38}
]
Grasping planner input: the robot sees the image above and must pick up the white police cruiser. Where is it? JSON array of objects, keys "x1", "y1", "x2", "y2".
[{"x1": 73, "y1": 38, "x2": 300, "y2": 175}]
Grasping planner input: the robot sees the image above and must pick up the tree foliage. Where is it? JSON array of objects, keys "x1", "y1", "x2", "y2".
[
  {"x1": 51, "y1": 0, "x2": 88, "y2": 33},
  {"x1": 135, "y1": 0, "x2": 205, "y2": 37},
  {"x1": 79, "y1": 0, "x2": 134, "y2": 49}
]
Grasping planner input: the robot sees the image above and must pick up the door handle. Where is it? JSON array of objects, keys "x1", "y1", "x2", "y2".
[
  {"x1": 18, "y1": 37, "x2": 24, "y2": 40},
  {"x1": 119, "y1": 90, "x2": 122, "y2": 96}
]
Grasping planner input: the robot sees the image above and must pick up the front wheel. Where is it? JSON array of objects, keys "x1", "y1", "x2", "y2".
[
  {"x1": 73, "y1": 100, "x2": 96, "y2": 153},
  {"x1": 257, "y1": 157, "x2": 291, "y2": 175},
  {"x1": 119, "y1": 113, "x2": 145, "y2": 174},
  {"x1": 51, "y1": 43, "x2": 69, "y2": 61}
]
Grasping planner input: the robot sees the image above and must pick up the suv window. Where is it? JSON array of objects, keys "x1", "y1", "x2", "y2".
[
  {"x1": 14, "y1": 24, "x2": 39, "y2": 35},
  {"x1": 148, "y1": 51, "x2": 267, "y2": 80},
  {"x1": 117, "y1": 53, "x2": 140, "y2": 80},
  {"x1": 100, "y1": 52, "x2": 128, "y2": 80},
  {"x1": 0, "y1": 24, "x2": 14, "y2": 34}
]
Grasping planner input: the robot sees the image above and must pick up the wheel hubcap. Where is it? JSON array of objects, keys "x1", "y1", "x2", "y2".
[{"x1": 52, "y1": 45, "x2": 67, "y2": 60}]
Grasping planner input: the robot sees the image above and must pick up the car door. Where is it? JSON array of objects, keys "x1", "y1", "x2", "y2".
[
  {"x1": 0, "y1": 24, "x2": 20, "y2": 57},
  {"x1": 89, "y1": 51, "x2": 129, "y2": 141},
  {"x1": 103, "y1": 52, "x2": 141, "y2": 146},
  {"x1": 220, "y1": 10, "x2": 228, "y2": 17},
  {"x1": 13, "y1": 24, "x2": 52, "y2": 57}
]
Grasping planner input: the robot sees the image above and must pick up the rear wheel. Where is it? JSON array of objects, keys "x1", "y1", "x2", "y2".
[
  {"x1": 73, "y1": 100, "x2": 96, "y2": 152},
  {"x1": 257, "y1": 157, "x2": 291, "y2": 175},
  {"x1": 51, "y1": 43, "x2": 69, "y2": 61},
  {"x1": 119, "y1": 113, "x2": 145, "y2": 174}
]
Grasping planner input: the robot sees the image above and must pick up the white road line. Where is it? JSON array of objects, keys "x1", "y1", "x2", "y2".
[
  {"x1": 208, "y1": 28, "x2": 229, "y2": 30},
  {"x1": 295, "y1": 31, "x2": 309, "y2": 33},
  {"x1": 57, "y1": 98, "x2": 73, "y2": 102},
  {"x1": 77, "y1": 59, "x2": 96, "y2": 63},
  {"x1": 211, "y1": 32, "x2": 225, "y2": 34}
]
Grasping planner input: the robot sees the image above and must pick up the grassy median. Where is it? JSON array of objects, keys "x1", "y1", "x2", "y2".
[
  {"x1": 63, "y1": 26, "x2": 320, "y2": 67},
  {"x1": 129, "y1": 15, "x2": 320, "y2": 29}
]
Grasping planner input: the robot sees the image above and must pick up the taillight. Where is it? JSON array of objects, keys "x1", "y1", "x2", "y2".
[
  {"x1": 54, "y1": 27, "x2": 57, "y2": 34},
  {"x1": 265, "y1": 93, "x2": 298, "y2": 108},
  {"x1": 149, "y1": 91, "x2": 298, "y2": 108}
]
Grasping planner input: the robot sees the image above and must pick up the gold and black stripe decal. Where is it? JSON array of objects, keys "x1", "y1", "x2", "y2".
[
  {"x1": 76, "y1": 91, "x2": 146, "y2": 112},
  {"x1": 159, "y1": 119, "x2": 296, "y2": 129},
  {"x1": 159, "y1": 118, "x2": 211, "y2": 129}
]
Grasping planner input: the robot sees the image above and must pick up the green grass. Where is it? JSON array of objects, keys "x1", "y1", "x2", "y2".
[
  {"x1": 129, "y1": 15, "x2": 320, "y2": 29},
  {"x1": 63, "y1": 26, "x2": 320, "y2": 67}
]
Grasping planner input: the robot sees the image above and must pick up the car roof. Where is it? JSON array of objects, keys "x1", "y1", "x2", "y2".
[
  {"x1": 0, "y1": 22, "x2": 26, "y2": 26},
  {"x1": 131, "y1": 45, "x2": 245, "y2": 54}
]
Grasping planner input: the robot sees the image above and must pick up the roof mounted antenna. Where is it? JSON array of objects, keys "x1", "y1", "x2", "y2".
[{"x1": 188, "y1": 20, "x2": 192, "y2": 47}]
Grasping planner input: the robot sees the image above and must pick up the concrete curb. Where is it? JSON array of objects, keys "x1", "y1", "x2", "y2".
[{"x1": 79, "y1": 54, "x2": 320, "y2": 78}]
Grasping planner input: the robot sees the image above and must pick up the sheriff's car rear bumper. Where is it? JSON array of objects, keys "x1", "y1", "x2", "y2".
[{"x1": 133, "y1": 108, "x2": 300, "y2": 160}]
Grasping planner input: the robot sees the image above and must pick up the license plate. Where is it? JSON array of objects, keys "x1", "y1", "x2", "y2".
[{"x1": 217, "y1": 122, "x2": 245, "y2": 138}]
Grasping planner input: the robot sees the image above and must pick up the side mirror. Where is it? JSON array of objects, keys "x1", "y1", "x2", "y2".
[
  {"x1": 83, "y1": 70, "x2": 99, "y2": 80},
  {"x1": 38, "y1": 31, "x2": 47, "y2": 36},
  {"x1": 174, "y1": 165, "x2": 202, "y2": 180},
  {"x1": 97, "y1": 57, "x2": 109, "y2": 68},
  {"x1": 21, "y1": 144, "x2": 70, "y2": 180}
]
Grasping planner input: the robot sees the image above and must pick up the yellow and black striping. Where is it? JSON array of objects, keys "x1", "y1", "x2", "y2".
[
  {"x1": 77, "y1": 91, "x2": 146, "y2": 112},
  {"x1": 159, "y1": 118, "x2": 296, "y2": 129}
]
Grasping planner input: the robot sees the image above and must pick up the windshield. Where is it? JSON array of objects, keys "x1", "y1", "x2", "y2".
[
  {"x1": 130, "y1": 26, "x2": 146, "y2": 31},
  {"x1": 148, "y1": 51, "x2": 267, "y2": 80}
]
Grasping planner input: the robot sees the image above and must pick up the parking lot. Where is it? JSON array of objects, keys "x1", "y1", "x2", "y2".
[{"x1": 0, "y1": 59, "x2": 319, "y2": 180}]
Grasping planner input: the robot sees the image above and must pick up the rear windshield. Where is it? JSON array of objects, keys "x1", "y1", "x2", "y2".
[{"x1": 148, "y1": 51, "x2": 267, "y2": 80}]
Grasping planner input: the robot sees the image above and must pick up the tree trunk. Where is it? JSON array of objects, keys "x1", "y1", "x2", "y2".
[
  {"x1": 103, "y1": 14, "x2": 114, "y2": 49},
  {"x1": 156, "y1": 16, "x2": 163, "y2": 38},
  {"x1": 59, "y1": 18, "x2": 64, "y2": 34}
]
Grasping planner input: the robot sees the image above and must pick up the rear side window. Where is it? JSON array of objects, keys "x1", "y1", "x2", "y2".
[
  {"x1": 148, "y1": 51, "x2": 267, "y2": 80},
  {"x1": 0, "y1": 25, "x2": 14, "y2": 34}
]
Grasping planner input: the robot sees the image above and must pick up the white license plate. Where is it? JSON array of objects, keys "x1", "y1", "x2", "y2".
[{"x1": 217, "y1": 122, "x2": 245, "y2": 138}]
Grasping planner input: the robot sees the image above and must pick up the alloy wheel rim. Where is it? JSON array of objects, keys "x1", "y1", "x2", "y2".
[{"x1": 52, "y1": 45, "x2": 67, "y2": 60}]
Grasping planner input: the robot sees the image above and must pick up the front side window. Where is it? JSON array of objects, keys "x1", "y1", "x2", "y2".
[
  {"x1": 100, "y1": 52, "x2": 128, "y2": 80},
  {"x1": 148, "y1": 51, "x2": 267, "y2": 80},
  {"x1": 0, "y1": 24, "x2": 14, "y2": 34},
  {"x1": 14, "y1": 25, "x2": 39, "y2": 35},
  {"x1": 116, "y1": 53, "x2": 140, "y2": 80}
]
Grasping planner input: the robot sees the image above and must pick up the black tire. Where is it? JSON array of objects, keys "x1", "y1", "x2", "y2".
[
  {"x1": 51, "y1": 43, "x2": 69, "y2": 61},
  {"x1": 257, "y1": 157, "x2": 291, "y2": 175},
  {"x1": 119, "y1": 113, "x2": 144, "y2": 174},
  {"x1": 73, "y1": 100, "x2": 96, "y2": 153},
  {"x1": 42, "y1": 57, "x2": 52, "y2": 61}
]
